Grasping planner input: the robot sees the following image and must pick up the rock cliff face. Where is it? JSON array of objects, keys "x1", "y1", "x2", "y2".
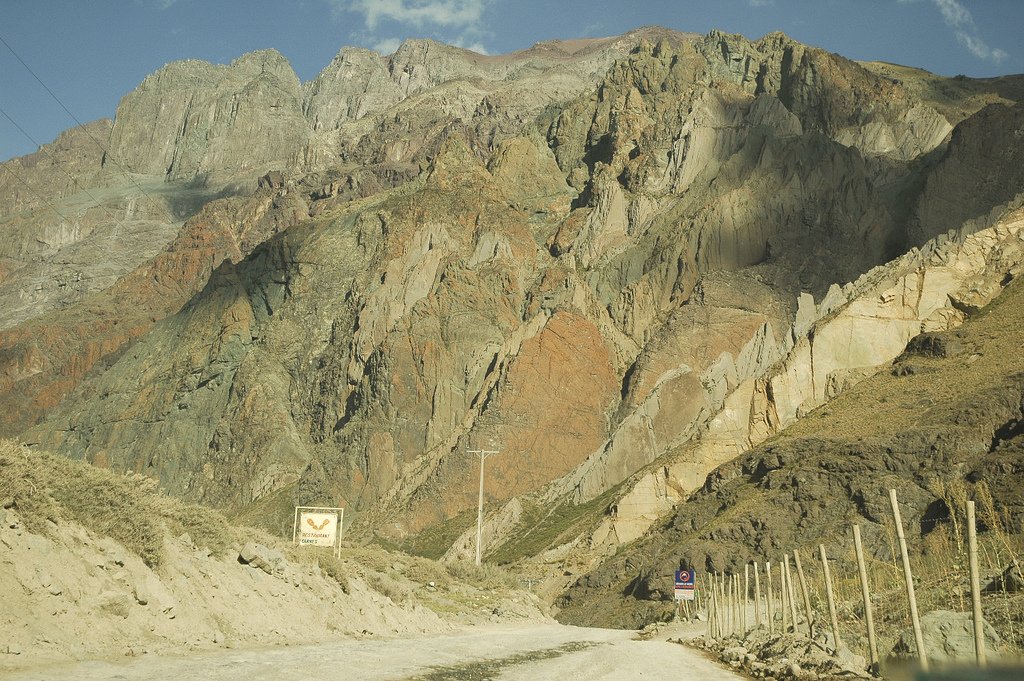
[
  {"x1": 907, "y1": 103, "x2": 1024, "y2": 245},
  {"x1": 0, "y1": 120, "x2": 187, "y2": 331},
  {"x1": 0, "y1": 187, "x2": 307, "y2": 440},
  {"x1": 0, "y1": 30, "x2": 665, "y2": 436},
  {"x1": 106, "y1": 50, "x2": 311, "y2": 181},
  {"x1": 3, "y1": 29, "x2": 1023, "y2": 570},
  {"x1": 556, "y1": 219, "x2": 1024, "y2": 628},
  {"x1": 564, "y1": 207, "x2": 1023, "y2": 556}
]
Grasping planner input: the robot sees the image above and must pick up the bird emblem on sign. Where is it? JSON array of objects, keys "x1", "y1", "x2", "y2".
[{"x1": 306, "y1": 517, "x2": 331, "y2": 531}]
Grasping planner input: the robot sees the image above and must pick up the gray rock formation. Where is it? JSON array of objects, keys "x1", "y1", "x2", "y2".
[
  {"x1": 892, "y1": 610, "x2": 1001, "y2": 663},
  {"x1": 908, "y1": 103, "x2": 1024, "y2": 246},
  {"x1": 3, "y1": 29, "x2": 1023, "y2": 573},
  {"x1": 106, "y1": 50, "x2": 311, "y2": 182}
]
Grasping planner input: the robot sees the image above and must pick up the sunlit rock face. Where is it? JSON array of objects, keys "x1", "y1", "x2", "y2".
[{"x1": 3, "y1": 27, "x2": 1023, "y2": 551}]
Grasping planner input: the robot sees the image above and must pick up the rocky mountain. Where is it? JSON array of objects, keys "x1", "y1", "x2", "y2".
[
  {"x1": 2, "y1": 27, "x2": 1023, "y2": 600},
  {"x1": 556, "y1": 219, "x2": 1024, "y2": 634},
  {"x1": 0, "y1": 28, "x2": 666, "y2": 437}
]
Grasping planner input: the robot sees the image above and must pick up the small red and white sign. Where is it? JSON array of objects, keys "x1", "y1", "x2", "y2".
[{"x1": 675, "y1": 569, "x2": 695, "y2": 601}]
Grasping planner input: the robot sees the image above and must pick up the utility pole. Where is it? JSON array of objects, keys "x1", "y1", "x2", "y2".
[{"x1": 467, "y1": 448, "x2": 499, "y2": 566}]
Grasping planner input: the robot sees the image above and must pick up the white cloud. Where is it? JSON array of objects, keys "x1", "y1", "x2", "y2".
[
  {"x1": 336, "y1": 0, "x2": 488, "y2": 31},
  {"x1": 902, "y1": 0, "x2": 1009, "y2": 64},
  {"x1": 932, "y1": 0, "x2": 971, "y2": 28},
  {"x1": 452, "y1": 39, "x2": 488, "y2": 55},
  {"x1": 327, "y1": 0, "x2": 491, "y2": 54},
  {"x1": 956, "y1": 32, "x2": 1008, "y2": 64},
  {"x1": 372, "y1": 37, "x2": 403, "y2": 54}
]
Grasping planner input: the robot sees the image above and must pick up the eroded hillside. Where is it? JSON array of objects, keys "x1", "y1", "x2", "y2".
[{"x1": 0, "y1": 439, "x2": 544, "y2": 671}]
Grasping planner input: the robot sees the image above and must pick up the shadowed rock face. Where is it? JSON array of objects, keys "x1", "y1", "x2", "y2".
[
  {"x1": 907, "y1": 103, "x2": 1024, "y2": 245},
  {"x1": 3, "y1": 29, "x2": 1024, "y2": 552},
  {"x1": 0, "y1": 187, "x2": 308, "y2": 440}
]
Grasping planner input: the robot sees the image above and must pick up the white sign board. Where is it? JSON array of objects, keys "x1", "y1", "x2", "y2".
[
  {"x1": 674, "y1": 586, "x2": 695, "y2": 601},
  {"x1": 293, "y1": 506, "x2": 344, "y2": 558},
  {"x1": 299, "y1": 511, "x2": 338, "y2": 546}
]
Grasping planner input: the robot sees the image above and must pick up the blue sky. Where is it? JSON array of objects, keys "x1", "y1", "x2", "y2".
[{"x1": 1, "y1": 0, "x2": 1022, "y2": 162}]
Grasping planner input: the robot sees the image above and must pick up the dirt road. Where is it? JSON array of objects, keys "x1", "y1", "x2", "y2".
[{"x1": 1, "y1": 622, "x2": 743, "y2": 681}]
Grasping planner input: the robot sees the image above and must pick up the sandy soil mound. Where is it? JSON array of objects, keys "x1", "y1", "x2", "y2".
[{"x1": 0, "y1": 441, "x2": 547, "y2": 672}]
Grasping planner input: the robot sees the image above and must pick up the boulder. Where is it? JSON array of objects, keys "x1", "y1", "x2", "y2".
[
  {"x1": 238, "y1": 542, "x2": 286, "y2": 575},
  {"x1": 258, "y1": 171, "x2": 286, "y2": 190},
  {"x1": 984, "y1": 559, "x2": 1024, "y2": 593},
  {"x1": 891, "y1": 610, "x2": 1000, "y2": 663},
  {"x1": 133, "y1": 571, "x2": 177, "y2": 612},
  {"x1": 95, "y1": 590, "x2": 135, "y2": 619},
  {"x1": 902, "y1": 331, "x2": 964, "y2": 359}
]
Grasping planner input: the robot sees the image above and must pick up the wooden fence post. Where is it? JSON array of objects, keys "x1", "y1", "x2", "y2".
[
  {"x1": 766, "y1": 561, "x2": 776, "y2": 634},
  {"x1": 725, "y1": 572, "x2": 732, "y2": 636},
  {"x1": 819, "y1": 544, "x2": 842, "y2": 652},
  {"x1": 968, "y1": 500, "x2": 987, "y2": 667},
  {"x1": 780, "y1": 557, "x2": 790, "y2": 632},
  {"x1": 717, "y1": 581, "x2": 724, "y2": 638},
  {"x1": 733, "y1": 574, "x2": 740, "y2": 636},
  {"x1": 737, "y1": 574, "x2": 744, "y2": 635},
  {"x1": 853, "y1": 524, "x2": 880, "y2": 675},
  {"x1": 708, "y1": 584, "x2": 716, "y2": 638},
  {"x1": 738, "y1": 574, "x2": 744, "y2": 635},
  {"x1": 720, "y1": 572, "x2": 729, "y2": 636},
  {"x1": 709, "y1": 576, "x2": 716, "y2": 637},
  {"x1": 784, "y1": 554, "x2": 799, "y2": 633},
  {"x1": 744, "y1": 564, "x2": 750, "y2": 634},
  {"x1": 889, "y1": 488, "x2": 928, "y2": 672},
  {"x1": 793, "y1": 548, "x2": 815, "y2": 637},
  {"x1": 727, "y1": 573, "x2": 735, "y2": 636},
  {"x1": 754, "y1": 561, "x2": 763, "y2": 628}
]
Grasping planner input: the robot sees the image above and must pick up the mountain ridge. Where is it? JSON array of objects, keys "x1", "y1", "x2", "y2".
[{"x1": 1, "y1": 29, "x2": 1022, "y2": 609}]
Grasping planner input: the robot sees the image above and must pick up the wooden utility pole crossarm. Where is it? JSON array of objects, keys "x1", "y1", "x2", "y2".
[{"x1": 468, "y1": 448, "x2": 499, "y2": 567}]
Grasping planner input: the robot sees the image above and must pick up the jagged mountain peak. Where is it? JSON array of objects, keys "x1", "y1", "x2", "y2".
[
  {"x1": 229, "y1": 47, "x2": 296, "y2": 74},
  {"x1": 2, "y1": 28, "x2": 1023, "y2": 584}
]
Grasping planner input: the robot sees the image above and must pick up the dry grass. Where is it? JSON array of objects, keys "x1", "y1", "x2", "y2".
[
  {"x1": 398, "y1": 508, "x2": 478, "y2": 560},
  {"x1": 857, "y1": 61, "x2": 1024, "y2": 124},
  {"x1": 0, "y1": 439, "x2": 239, "y2": 567},
  {"x1": 753, "y1": 510, "x2": 1024, "y2": 661},
  {"x1": 445, "y1": 559, "x2": 520, "y2": 590},
  {"x1": 314, "y1": 553, "x2": 351, "y2": 593},
  {"x1": 713, "y1": 279, "x2": 1024, "y2": 653}
]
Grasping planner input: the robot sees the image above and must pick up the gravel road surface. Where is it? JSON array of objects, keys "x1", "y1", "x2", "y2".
[{"x1": 1, "y1": 622, "x2": 744, "y2": 681}]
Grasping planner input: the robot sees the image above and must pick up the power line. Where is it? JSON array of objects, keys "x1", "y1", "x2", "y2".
[
  {"x1": 0, "y1": 162, "x2": 74, "y2": 226},
  {"x1": 0, "y1": 104, "x2": 136, "y2": 234},
  {"x1": 0, "y1": 31, "x2": 161, "y2": 210}
]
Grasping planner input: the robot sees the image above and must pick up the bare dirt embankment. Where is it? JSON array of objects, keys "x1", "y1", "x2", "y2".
[{"x1": 0, "y1": 441, "x2": 547, "y2": 673}]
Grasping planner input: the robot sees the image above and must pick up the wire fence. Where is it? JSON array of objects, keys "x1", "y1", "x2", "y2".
[{"x1": 689, "y1": 487, "x2": 1023, "y2": 676}]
